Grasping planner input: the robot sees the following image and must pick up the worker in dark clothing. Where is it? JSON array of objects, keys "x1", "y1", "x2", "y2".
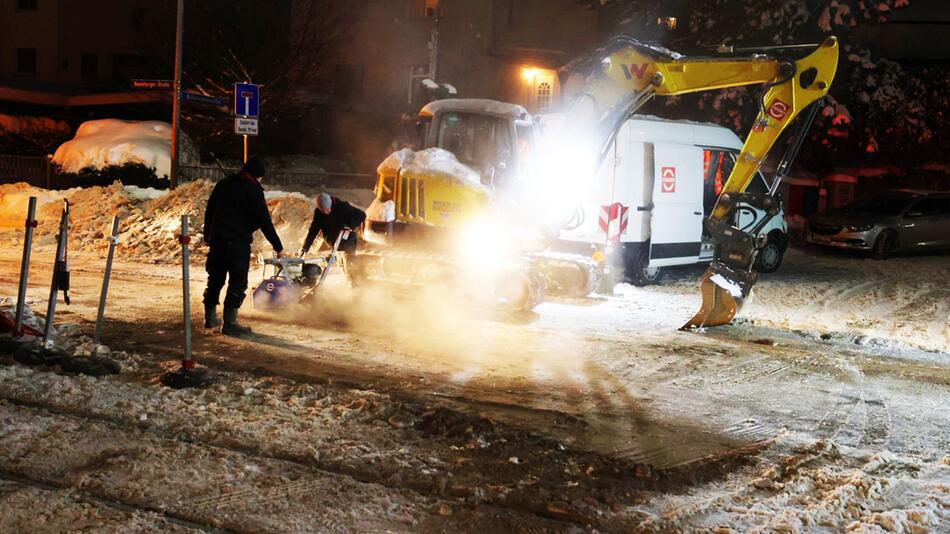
[
  {"x1": 298, "y1": 193, "x2": 366, "y2": 282},
  {"x1": 203, "y1": 156, "x2": 283, "y2": 336}
]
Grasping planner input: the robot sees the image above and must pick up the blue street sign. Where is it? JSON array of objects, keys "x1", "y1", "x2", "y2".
[
  {"x1": 234, "y1": 82, "x2": 259, "y2": 117},
  {"x1": 183, "y1": 92, "x2": 227, "y2": 107}
]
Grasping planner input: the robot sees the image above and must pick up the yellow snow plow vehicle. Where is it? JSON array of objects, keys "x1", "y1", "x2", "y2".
[{"x1": 361, "y1": 99, "x2": 601, "y2": 311}]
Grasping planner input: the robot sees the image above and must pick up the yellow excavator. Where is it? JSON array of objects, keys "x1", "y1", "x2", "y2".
[
  {"x1": 575, "y1": 36, "x2": 839, "y2": 327},
  {"x1": 364, "y1": 36, "x2": 839, "y2": 323}
]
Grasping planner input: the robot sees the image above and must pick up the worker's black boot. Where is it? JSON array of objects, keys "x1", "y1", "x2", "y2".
[
  {"x1": 222, "y1": 307, "x2": 252, "y2": 337},
  {"x1": 204, "y1": 303, "x2": 220, "y2": 329}
]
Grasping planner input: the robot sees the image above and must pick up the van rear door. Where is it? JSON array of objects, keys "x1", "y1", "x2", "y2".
[{"x1": 649, "y1": 143, "x2": 704, "y2": 267}]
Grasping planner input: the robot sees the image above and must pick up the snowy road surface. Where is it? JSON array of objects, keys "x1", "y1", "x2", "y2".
[{"x1": 0, "y1": 242, "x2": 947, "y2": 532}]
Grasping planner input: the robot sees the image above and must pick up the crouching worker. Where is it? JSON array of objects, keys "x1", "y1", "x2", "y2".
[
  {"x1": 297, "y1": 193, "x2": 366, "y2": 283},
  {"x1": 203, "y1": 156, "x2": 283, "y2": 336}
]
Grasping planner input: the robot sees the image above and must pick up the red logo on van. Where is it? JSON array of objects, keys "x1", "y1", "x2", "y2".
[{"x1": 660, "y1": 166, "x2": 676, "y2": 193}]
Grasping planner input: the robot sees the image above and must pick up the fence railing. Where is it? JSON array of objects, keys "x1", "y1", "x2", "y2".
[
  {"x1": 0, "y1": 155, "x2": 375, "y2": 191},
  {"x1": 178, "y1": 164, "x2": 375, "y2": 189},
  {"x1": 0, "y1": 154, "x2": 53, "y2": 188}
]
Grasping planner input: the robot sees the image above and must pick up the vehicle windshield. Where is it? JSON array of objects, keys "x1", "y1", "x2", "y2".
[
  {"x1": 435, "y1": 112, "x2": 512, "y2": 170},
  {"x1": 848, "y1": 193, "x2": 914, "y2": 215}
]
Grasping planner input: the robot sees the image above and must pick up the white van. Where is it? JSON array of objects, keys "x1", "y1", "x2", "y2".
[{"x1": 545, "y1": 115, "x2": 788, "y2": 286}]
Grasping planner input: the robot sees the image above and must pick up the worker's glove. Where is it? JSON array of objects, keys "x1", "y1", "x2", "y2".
[
  {"x1": 274, "y1": 250, "x2": 284, "y2": 259},
  {"x1": 341, "y1": 227, "x2": 353, "y2": 240}
]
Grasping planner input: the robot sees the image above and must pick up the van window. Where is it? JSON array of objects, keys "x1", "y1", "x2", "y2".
[
  {"x1": 703, "y1": 150, "x2": 772, "y2": 215},
  {"x1": 702, "y1": 149, "x2": 731, "y2": 215}
]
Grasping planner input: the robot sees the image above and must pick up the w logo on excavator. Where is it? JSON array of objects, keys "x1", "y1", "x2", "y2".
[{"x1": 621, "y1": 63, "x2": 650, "y2": 80}]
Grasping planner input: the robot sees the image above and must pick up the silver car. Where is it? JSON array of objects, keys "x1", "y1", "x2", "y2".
[{"x1": 806, "y1": 189, "x2": 950, "y2": 259}]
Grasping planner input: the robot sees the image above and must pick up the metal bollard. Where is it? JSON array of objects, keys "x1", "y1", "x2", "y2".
[
  {"x1": 13, "y1": 197, "x2": 37, "y2": 337},
  {"x1": 93, "y1": 215, "x2": 120, "y2": 346},
  {"x1": 160, "y1": 214, "x2": 212, "y2": 389},
  {"x1": 179, "y1": 215, "x2": 193, "y2": 367},
  {"x1": 42, "y1": 200, "x2": 70, "y2": 349}
]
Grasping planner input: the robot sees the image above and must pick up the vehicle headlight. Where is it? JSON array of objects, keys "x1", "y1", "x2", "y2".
[{"x1": 847, "y1": 224, "x2": 873, "y2": 232}]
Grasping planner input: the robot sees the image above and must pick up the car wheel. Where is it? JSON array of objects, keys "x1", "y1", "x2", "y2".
[
  {"x1": 629, "y1": 249, "x2": 663, "y2": 287},
  {"x1": 872, "y1": 230, "x2": 896, "y2": 260},
  {"x1": 754, "y1": 237, "x2": 785, "y2": 273}
]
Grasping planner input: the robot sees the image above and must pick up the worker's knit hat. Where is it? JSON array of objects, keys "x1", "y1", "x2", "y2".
[
  {"x1": 242, "y1": 156, "x2": 266, "y2": 178},
  {"x1": 317, "y1": 193, "x2": 332, "y2": 210}
]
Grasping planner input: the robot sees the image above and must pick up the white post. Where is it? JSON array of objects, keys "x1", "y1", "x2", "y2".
[
  {"x1": 179, "y1": 215, "x2": 193, "y2": 367},
  {"x1": 93, "y1": 215, "x2": 120, "y2": 346}
]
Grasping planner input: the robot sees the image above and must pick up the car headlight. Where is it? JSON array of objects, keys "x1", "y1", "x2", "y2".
[{"x1": 847, "y1": 224, "x2": 874, "y2": 232}]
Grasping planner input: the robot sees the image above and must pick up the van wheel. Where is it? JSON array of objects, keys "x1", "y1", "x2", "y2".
[
  {"x1": 629, "y1": 249, "x2": 663, "y2": 287},
  {"x1": 753, "y1": 236, "x2": 785, "y2": 273},
  {"x1": 872, "y1": 230, "x2": 896, "y2": 260}
]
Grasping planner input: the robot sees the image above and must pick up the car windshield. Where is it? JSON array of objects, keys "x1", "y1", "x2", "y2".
[
  {"x1": 435, "y1": 112, "x2": 512, "y2": 169},
  {"x1": 848, "y1": 193, "x2": 914, "y2": 215}
]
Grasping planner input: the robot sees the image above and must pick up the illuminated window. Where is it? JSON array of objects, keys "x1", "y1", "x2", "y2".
[{"x1": 536, "y1": 81, "x2": 552, "y2": 111}]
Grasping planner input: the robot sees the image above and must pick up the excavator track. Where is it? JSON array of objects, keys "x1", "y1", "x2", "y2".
[{"x1": 527, "y1": 251, "x2": 602, "y2": 299}]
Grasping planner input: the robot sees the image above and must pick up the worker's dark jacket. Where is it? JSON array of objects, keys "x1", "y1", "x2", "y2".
[
  {"x1": 302, "y1": 198, "x2": 366, "y2": 253},
  {"x1": 204, "y1": 172, "x2": 283, "y2": 252}
]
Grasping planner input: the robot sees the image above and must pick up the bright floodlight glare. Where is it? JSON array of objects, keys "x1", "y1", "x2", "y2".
[
  {"x1": 522, "y1": 67, "x2": 538, "y2": 81},
  {"x1": 455, "y1": 215, "x2": 514, "y2": 271},
  {"x1": 528, "y1": 122, "x2": 597, "y2": 226}
]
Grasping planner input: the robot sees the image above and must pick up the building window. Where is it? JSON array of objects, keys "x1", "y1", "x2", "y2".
[
  {"x1": 409, "y1": 0, "x2": 439, "y2": 18},
  {"x1": 17, "y1": 0, "x2": 38, "y2": 11},
  {"x1": 334, "y1": 64, "x2": 365, "y2": 98},
  {"x1": 16, "y1": 48, "x2": 36, "y2": 75},
  {"x1": 131, "y1": 6, "x2": 145, "y2": 30},
  {"x1": 408, "y1": 64, "x2": 430, "y2": 104},
  {"x1": 81, "y1": 53, "x2": 98, "y2": 80},
  {"x1": 536, "y1": 81, "x2": 552, "y2": 111}
]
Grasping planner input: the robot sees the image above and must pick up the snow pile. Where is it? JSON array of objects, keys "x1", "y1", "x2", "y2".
[
  {"x1": 0, "y1": 181, "x2": 342, "y2": 264},
  {"x1": 51, "y1": 119, "x2": 197, "y2": 178},
  {"x1": 378, "y1": 147, "x2": 485, "y2": 189},
  {"x1": 0, "y1": 113, "x2": 70, "y2": 135}
]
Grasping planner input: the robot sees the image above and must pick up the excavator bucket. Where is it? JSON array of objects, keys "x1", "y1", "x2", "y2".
[{"x1": 681, "y1": 261, "x2": 756, "y2": 329}]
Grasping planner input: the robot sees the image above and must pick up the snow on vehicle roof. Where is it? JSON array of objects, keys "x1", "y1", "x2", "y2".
[
  {"x1": 420, "y1": 99, "x2": 530, "y2": 120},
  {"x1": 538, "y1": 112, "x2": 742, "y2": 150},
  {"x1": 378, "y1": 147, "x2": 485, "y2": 190}
]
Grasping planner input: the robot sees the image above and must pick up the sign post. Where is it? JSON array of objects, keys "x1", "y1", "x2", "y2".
[
  {"x1": 169, "y1": 0, "x2": 184, "y2": 189},
  {"x1": 234, "y1": 82, "x2": 259, "y2": 163}
]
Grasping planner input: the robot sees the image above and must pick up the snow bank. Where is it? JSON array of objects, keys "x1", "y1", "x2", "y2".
[
  {"x1": 378, "y1": 147, "x2": 485, "y2": 189},
  {"x1": 51, "y1": 119, "x2": 197, "y2": 178}
]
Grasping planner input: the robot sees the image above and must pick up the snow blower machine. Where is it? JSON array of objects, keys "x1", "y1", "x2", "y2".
[{"x1": 251, "y1": 230, "x2": 350, "y2": 310}]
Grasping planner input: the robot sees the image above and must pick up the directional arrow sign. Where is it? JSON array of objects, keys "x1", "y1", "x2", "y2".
[
  {"x1": 234, "y1": 82, "x2": 259, "y2": 118},
  {"x1": 183, "y1": 92, "x2": 227, "y2": 107}
]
